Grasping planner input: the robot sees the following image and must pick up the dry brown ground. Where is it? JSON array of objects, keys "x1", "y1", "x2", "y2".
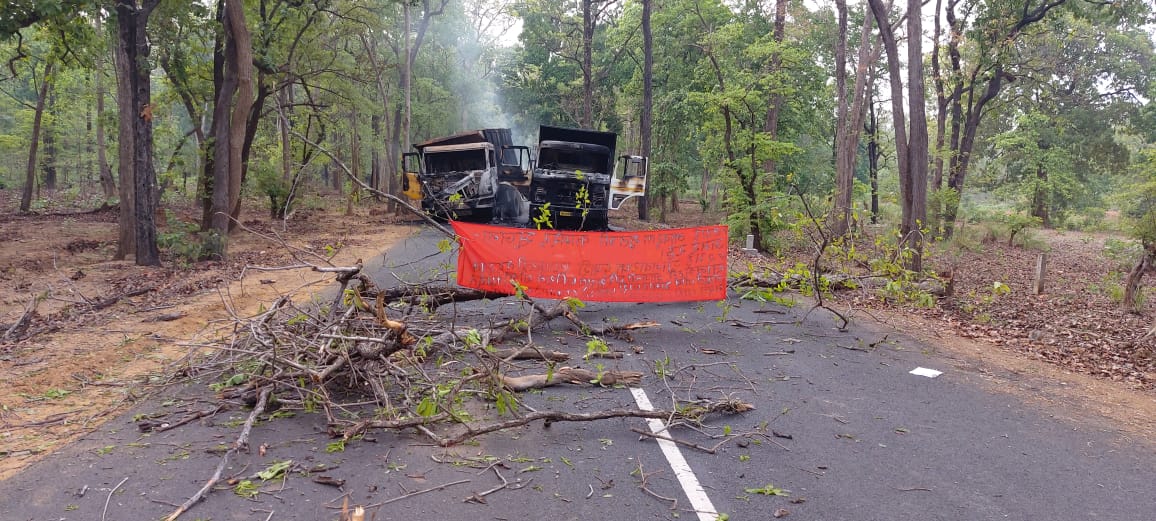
[
  {"x1": 0, "y1": 191, "x2": 416, "y2": 479},
  {"x1": 1, "y1": 194, "x2": 1154, "y2": 480}
]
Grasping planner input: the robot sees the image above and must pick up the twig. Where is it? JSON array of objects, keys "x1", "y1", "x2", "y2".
[
  {"x1": 165, "y1": 388, "x2": 270, "y2": 521},
  {"x1": 370, "y1": 479, "x2": 470, "y2": 506},
  {"x1": 3, "y1": 294, "x2": 39, "y2": 340},
  {"x1": 155, "y1": 405, "x2": 226, "y2": 433},
  {"x1": 420, "y1": 408, "x2": 684, "y2": 447},
  {"x1": 467, "y1": 467, "x2": 512, "y2": 501},
  {"x1": 102, "y1": 477, "x2": 129, "y2": 521},
  {"x1": 633, "y1": 459, "x2": 678, "y2": 510},
  {"x1": 631, "y1": 427, "x2": 717, "y2": 454}
]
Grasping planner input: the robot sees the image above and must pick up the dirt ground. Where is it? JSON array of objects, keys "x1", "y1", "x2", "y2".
[
  {"x1": 1, "y1": 193, "x2": 1155, "y2": 481},
  {"x1": 0, "y1": 192, "x2": 417, "y2": 479}
]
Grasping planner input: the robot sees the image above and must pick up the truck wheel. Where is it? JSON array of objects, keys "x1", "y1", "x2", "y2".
[{"x1": 582, "y1": 210, "x2": 608, "y2": 231}]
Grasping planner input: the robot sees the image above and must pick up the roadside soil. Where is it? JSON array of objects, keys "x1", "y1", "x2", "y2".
[
  {"x1": 1, "y1": 193, "x2": 1154, "y2": 481},
  {"x1": 0, "y1": 191, "x2": 416, "y2": 479}
]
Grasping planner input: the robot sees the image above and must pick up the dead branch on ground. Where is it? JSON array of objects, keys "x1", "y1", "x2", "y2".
[{"x1": 162, "y1": 257, "x2": 753, "y2": 513}]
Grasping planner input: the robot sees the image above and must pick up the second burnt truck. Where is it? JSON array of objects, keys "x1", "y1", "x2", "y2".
[{"x1": 403, "y1": 125, "x2": 647, "y2": 231}]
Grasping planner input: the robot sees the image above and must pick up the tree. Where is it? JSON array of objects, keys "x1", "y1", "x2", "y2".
[
  {"x1": 868, "y1": 0, "x2": 928, "y2": 270},
  {"x1": 19, "y1": 57, "x2": 51, "y2": 213},
  {"x1": 638, "y1": 0, "x2": 652, "y2": 220},
  {"x1": 829, "y1": 1, "x2": 879, "y2": 236},
  {"x1": 114, "y1": 0, "x2": 161, "y2": 266},
  {"x1": 932, "y1": 0, "x2": 1137, "y2": 237},
  {"x1": 94, "y1": 15, "x2": 115, "y2": 200}
]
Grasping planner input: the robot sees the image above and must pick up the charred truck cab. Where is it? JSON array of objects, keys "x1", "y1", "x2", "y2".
[
  {"x1": 529, "y1": 125, "x2": 648, "y2": 231},
  {"x1": 403, "y1": 129, "x2": 531, "y2": 223}
]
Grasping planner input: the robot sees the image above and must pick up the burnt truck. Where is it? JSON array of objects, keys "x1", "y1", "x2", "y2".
[
  {"x1": 403, "y1": 125, "x2": 647, "y2": 230},
  {"x1": 529, "y1": 125, "x2": 648, "y2": 231},
  {"x1": 401, "y1": 129, "x2": 531, "y2": 223}
]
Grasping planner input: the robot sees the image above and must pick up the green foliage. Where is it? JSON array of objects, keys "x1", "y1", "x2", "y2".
[
  {"x1": 255, "y1": 160, "x2": 292, "y2": 220},
  {"x1": 584, "y1": 337, "x2": 609, "y2": 359},
  {"x1": 256, "y1": 460, "x2": 293, "y2": 481},
  {"x1": 532, "y1": 203, "x2": 554, "y2": 230},
  {"x1": 233, "y1": 480, "x2": 259, "y2": 498},
  {"x1": 1000, "y1": 213, "x2": 1044, "y2": 248},
  {"x1": 744, "y1": 483, "x2": 789, "y2": 497}
]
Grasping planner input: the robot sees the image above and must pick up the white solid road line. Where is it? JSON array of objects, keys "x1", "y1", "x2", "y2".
[{"x1": 630, "y1": 387, "x2": 719, "y2": 521}]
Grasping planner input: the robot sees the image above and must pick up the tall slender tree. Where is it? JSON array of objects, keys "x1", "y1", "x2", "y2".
[
  {"x1": 639, "y1": 0, "x2": 652, "y2": 220},
  {"x1": 114, "y1": 0, "x2": 161, "y2": 266}
]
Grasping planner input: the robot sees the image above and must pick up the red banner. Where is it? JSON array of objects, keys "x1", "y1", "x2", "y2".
[{"x1": 452, "y1": 222, "x2": 728, "y2": 302}]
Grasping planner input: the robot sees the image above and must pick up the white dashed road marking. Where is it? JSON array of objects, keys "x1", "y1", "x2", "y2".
[{"x1": 630, "y1": 387, "x2": 718, "y2": 521}]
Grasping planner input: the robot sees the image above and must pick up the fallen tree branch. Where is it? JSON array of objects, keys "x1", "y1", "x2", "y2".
[
  {"x1": 416, "y1": 405, "x2": 750, "y2": 447},
  {"x1": 630, "y1": 427, "x2": 717, "y2": 454},
  {"x1": 490, "y1": 346, "x2": 570, "y2": 361},
  {"x1": 165, "y1": 387, "x2": 270, "y2": 521},
  {"x1": 500, "y1": 367, "x2": 643, "y2": 391}
]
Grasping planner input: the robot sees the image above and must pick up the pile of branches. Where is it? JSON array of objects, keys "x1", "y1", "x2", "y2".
[{"x1": 161, "y1": 261, "x2": 755, "y2": 520}]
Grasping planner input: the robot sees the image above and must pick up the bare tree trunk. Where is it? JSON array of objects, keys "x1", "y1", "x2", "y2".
[
  {"x1": 581, "y1": 0, "x2": 595, "y2": 128},
  {"x1": 95, "y1": 18, "x2": 116, "y2": 200},
  {"x1": 388, "y1": 0, "x2": 445, "y2": 210},
  {"x1": 204, "y1": 0, "x2": 255, "y2": 245},
  {"x1": 638, "y1": 0, "x2": 652, "y2": 221},
  {"x1": 930, "y1": 0, "x2": 947, "y2": 192},
  {"x1": 114, "y1": 30, "x2": 136, "y2": 259},
  {"x1": 225, "y1": 0, "x2": 253, "y2": 232},
  {"x1": 904, "y1": 0, "x2": 929, "y2": 270},
  {"x1": 209, "y1": 0, "x2": 239, "y2": 240},
  {"x1": 1031, "y1": 164, "x2": 1049, "y2": 227},
  {"x1": 42, "y1": 85, "x2": 58, "y2": 191},
  {"x1": 348, "y1": 108, "x2": 360, "y2": 217},
  {"x1": 403, "y1": 3, "x2": 412, "y2": 155},
  {"x1": 20, "y1": 61, "x2": 52, "y2": 213},
  {"x1": 868, "y1": 0, "x2": 920, "y2": 269},
  {"x1": 200, "y1": 0, "x2": 226, "y2": 231},
  {"x1": 940, "y1": 0, "x2": 1069, "y2": 239},
  {"x1": 117, "y1": 0, "x2": 162, "y2": 266},
  {"x1": 830, "y1": 4, "x2": 878, "y2": 237},
  {"x1": 280, "y1": 87, "x2": 292, "y2": 181},
  {"x1": 1123, "y1": 244, "x2": 1155, "y2": 313},
  {"x1": 866, "y1": 90, "x2": 880, "y2": 224}
]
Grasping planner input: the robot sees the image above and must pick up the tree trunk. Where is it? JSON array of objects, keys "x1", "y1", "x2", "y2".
[
  {"x1": 388, "y1": 0, "x2": 444, "y2": 210},
  {"x1": 638, "y1": 0, "x2": 652, "y2": 221},
  {"x1": 403, "y1": 3, "x2": 412, "y2": 157},
  {"x1": 939, "y1": 0, "x2": 1068, "y2": 238},
  {"x1": 868, "y1": 0, "x2": 922, "y2": 270},
  {"x1": 348, "y1": 108, "x2": 360, "y2": 217},
  {"x1": 832, "y1": 0, "x2": 847, "y2": 173},
  {"x1": 200, "y1": 0, "x2": 227, "y2": 232},
  {"x1": 280, "y1": 87, "x2": 292, "y2": 181},
  {"x1": 206, "y1": 0, "x2": 254, "y2": 248},
  {"x1": 1123, "y1": 244, "x2": 1155, "y2": 313},
  {"x1": 224, "y1": 0, "x2": 253, "y2": 231},
  {"x1": 830, "y1": 5, "x2": 878, "y2": 237},
  {"x1": 370, "y1": 114, "x2": 382, "y2": 199},
  {"x1": 42, "y1": 85, "x2": 58, "y2": 191},
  {"x1": 1031, "y1": 163, "x2": 1049, "y2": 227},
  {"x1": 20, "y1": 60, "x2": 52, "y2": 213},
  {"x1": 904, "y1": 0, "x2": 929, "y2": 271},
  {"x1": 581, "y1": 0, "x2": 595, "y2": 128},
  {"x1": 761, "y1": 0, "x2": 788, "y2": 198},
  {"x1": 113, "y1": 26, "x2": 136, "y2": 259},
  {"x1": 117, "y1": 0, "x2": 162, "y2": 266},
  {"x1": 95, "y1": 16, "x2": 116, "y2": 200},
  {"x1": 867, "y1": 90, "x2": 880, "y2": 224}
]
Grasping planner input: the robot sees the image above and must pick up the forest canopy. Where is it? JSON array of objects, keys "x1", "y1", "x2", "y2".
[{"x1": 0, "y1": 0, "x2": 1153, "y2": 271}]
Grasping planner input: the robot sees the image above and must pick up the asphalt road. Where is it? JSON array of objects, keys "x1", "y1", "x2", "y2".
[{"x1": 1, "y1": 226, "x2": 1153, "y2": 521}]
